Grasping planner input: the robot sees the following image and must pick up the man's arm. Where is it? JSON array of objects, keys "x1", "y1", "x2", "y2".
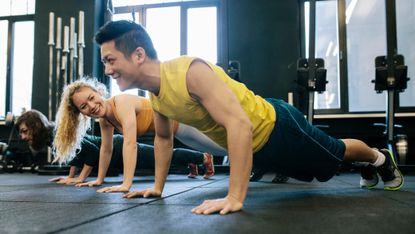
[
  {"x1": 152, "y1": 111, "x2": 174, "y2": 194},
  {"x1": 187, "y1": 60, "x2": 253, "y2": 215}
]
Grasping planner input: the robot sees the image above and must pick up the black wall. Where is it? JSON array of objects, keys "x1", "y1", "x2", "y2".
[
  {"x1": 32, "y1": 0, "x2": 105, "y2": 115},
  {"x1": 226, "y1": 0, "x2": 300, "y2": 99}
]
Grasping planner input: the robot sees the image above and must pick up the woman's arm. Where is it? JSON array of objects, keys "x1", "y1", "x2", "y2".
[
  {"x1": 77, "y1": 119, "x2": 114, "y2": 187},
  {"x1": 96, "y1": 95, "x2": 138, "y2": 193},
  {"x1": 124, "y1": 111, "x2": 173, "y2": 198},
  {"x1": 78, "y1": 164, "x2": 93, "y2": 181}
]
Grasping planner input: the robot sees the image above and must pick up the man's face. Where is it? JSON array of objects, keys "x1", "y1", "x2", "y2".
[
  {"x1": 101, "y1": 41, "x2": 139, "y2": 91},
  {"x1": 18, "y1": 123, "x2": 33, "y2": 144}
]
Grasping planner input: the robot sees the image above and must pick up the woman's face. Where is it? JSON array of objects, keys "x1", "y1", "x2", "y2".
[
  {"x1": 71, "y1": 86, "x2": 106, "y2": 118},
  {"x1": 18, "y1": 122, "x2": 33, "y2": 144}
]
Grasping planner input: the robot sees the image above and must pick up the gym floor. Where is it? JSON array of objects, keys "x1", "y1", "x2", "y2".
[{"x1": 1, "y1": 172, "x2": 415, "y2": 234}]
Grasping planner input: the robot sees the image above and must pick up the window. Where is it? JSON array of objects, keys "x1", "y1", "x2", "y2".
[
  {"x1": 305, "y1": 1, "x2": 340, "y2": 110},
  {"x1": 11, "y1": 21, "x2": 35, "y2": 114},
  {"x1": 146, "y1": 7, "x2": 181, "y2": 61},
  {"x1": 0, "y1": 0, "x2": 35, "y2": 118},
  {"x1": 346, "y1": 0, "x2": 386, "y2": 112},
  {"x1": 0, "y1": 0, "x2": 35, "y2": 16},
  {"x1": 111, "y1": 0, "x2": 220, "y2": 97},
  {"x1": 0, "y1": 21, "x2": 8, "y2": 118},
  {"x1": 187, "y1": 7, "x2": 217, "y2": 63}
]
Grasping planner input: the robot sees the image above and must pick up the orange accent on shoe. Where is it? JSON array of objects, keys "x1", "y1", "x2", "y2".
[
  {"x1": 203, "y1": 153, "x2": 215, "y2": 179},
  {"x1": 187, "y1": 163, "x2": 198, "y2": 178}
]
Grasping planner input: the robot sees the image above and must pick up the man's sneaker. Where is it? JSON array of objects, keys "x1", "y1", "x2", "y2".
[
  {"x1": 376, "y1": 149, "x2": 404, "y2": 191},
  {"x1": 187, "y1": 163, "x2": 198, "y2": 178},
  {"x1": 203, "y1": 153, "x2": 215, "y2": 179},
  {"x1": 360, "y1": 165, "x2": 379, "y2": 189}
]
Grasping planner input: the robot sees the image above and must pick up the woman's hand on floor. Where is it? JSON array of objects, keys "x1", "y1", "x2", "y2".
[
  {"x1": 76, "y1": 179, "x2": 103, "y2": 187},
  {"x1": 123, "y1": 188, "x2": 161, "y2": 198},
  {"x1": 97, "y1": 184, "x2": 130, "y2": 193},
  {"x1": 49, "y1": 177, "x2": 83, "y2": 185}
]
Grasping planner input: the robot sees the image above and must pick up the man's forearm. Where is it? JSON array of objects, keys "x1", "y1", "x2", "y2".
[
  {"x1": 226, "y1": 123, "x2": 253, "y2": 203},
  {"x1": 153, "y1": 136, "x2": 173, "y2": 192},
  {"x1": 122, "y1": 141, "x2": 137, "y2": 187}
]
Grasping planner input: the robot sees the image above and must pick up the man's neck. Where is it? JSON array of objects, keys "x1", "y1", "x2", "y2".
[{"x1": 134, "y1": 59, "x2": 161, "y2": 95}]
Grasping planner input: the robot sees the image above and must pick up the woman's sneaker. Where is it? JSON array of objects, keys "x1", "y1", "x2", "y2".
[
  {"x1": 360, "y1": 165, "x2": 379, "y2": 189},
  {"x1": 376, "y1": 149, "x2": 404, "y2": 191},
  {"x1": 203, "y1": 153, "x2": 215, "y2": 179},
  {"x1": 187, "y1": 164, "x2": 198, "y2": 178}
]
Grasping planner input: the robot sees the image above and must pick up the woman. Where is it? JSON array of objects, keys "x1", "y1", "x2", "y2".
[
  {"x1": 16, "y1": 110, "x2": 215, "y2": 185},
  {"x1": 54, "y1": 78, "x2": 227, "y2": 193}
]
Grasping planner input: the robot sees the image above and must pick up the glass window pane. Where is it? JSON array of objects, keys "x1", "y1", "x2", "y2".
[
  {"x1": 27, "y1": 0, "x2": 36, "y2": 14},
  {"x1": 305, "y1": 1, "x2": 340, "y2": 110},
  {"x1": 11, "y1": 0, "x2": 33, "y2": 16},
  {"x1": 397, "y1": 0, "x2": 415, "y2": 107},
  {"x1": 0, "y1": 1, "x2": 11, "y2": 17},
  {"x1": 187, "y1": 7, "x2": 217, "y2": 64},
  {"x1": 110, "y1": 13, "x2": 141, "y2": 97},
  {"x1": 346, "y1": 0, "x2": 386, "y2": 112},
  {"x1": 146, "y1": 7, "x2": 181, "y2": 61},
  {"x1": 11, "y1": 21, "x2": 34, "y2": 115},
  {"x1": 0, "y1": 0, "x2": 35, "y2": 16},
  {"x1": 0, "y1": 21, "x2": 8, "y2": 118}
]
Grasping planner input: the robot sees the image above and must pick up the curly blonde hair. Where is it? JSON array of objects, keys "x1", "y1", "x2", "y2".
[{"x1": 53, "y1": 77, "x2": 108, "y2": 164}]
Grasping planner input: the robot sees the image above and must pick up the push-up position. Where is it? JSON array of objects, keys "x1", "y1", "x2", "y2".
[{"x1": 94, "y1": 20, "x2": 404, "y2": 215}]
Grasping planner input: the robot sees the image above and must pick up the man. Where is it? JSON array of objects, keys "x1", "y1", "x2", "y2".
[{"x1": 94, "y1": 20, "x2": 404, "y2": 215}]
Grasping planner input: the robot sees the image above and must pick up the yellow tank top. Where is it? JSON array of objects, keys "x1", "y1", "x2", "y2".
[
  {"x1": 109, "y1": 96, "x2": 178, "y2": 137},
  {"x1": 150, "y1": 56, "x2": 276, "y2": 152}
]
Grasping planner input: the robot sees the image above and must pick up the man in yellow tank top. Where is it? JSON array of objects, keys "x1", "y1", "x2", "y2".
[{"x1": 93, "y1": 20, "x2": 404, "y2": 215}]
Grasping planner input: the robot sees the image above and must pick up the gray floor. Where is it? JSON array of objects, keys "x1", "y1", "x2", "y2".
[{"x1": 1, "y1": 172, "x2": 415, "y2": 234}]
